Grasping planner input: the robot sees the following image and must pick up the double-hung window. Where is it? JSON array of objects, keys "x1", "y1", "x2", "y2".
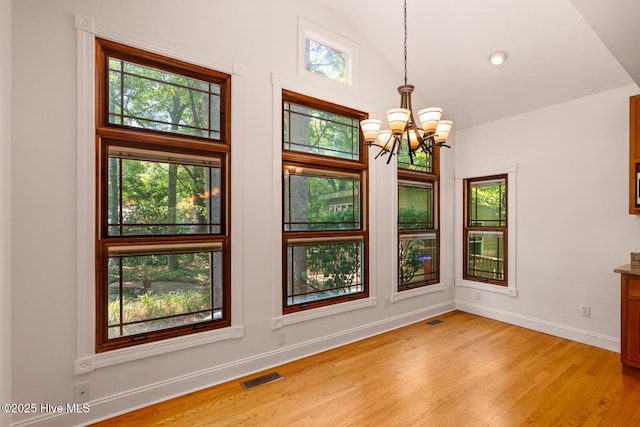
[
  {"x1": 282, "y1": 90, "x2": 368, "y2": 313},
  {"x1": 463, "y1": 175, "x2": 507, "y2": 285},
  {"x1": 397, "y1": 139, "x2": 440, "y2": 291},
  {"x1": 95, "y1": 39, "x2": 232, "y2": 352}
]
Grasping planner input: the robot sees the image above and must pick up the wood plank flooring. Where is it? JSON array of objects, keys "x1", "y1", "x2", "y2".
[{"x1": 90, "y1": 311, "x2": 640, "y2": 426}]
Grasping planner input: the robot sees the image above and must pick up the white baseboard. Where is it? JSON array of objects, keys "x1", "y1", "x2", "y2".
[
  {"x1": 455, "y1": 300, "x2": 620, "y2": 353},
  {"x1": 13, "y1": 301, "x2": 455, "y2": 427}
]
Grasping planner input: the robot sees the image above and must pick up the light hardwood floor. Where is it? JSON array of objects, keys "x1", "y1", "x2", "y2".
[{"x1": 91, "y1": 311, "x2": 640, "y2": 426}]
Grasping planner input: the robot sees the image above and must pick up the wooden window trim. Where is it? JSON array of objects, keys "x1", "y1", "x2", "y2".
[
  {"x1": 397, "y1": 141, "x2": 441, "y2": 291},
  {"x1": 281, "y1": 90, "x2": 369, "y2": 314},
  {"x1": 95, "y1": 39, "x2": 232, "y2": 352},
  {"x1": 463, "y1": 174, "x2": 508, "y2": 286},
  {"x1": 397, "y1": 178, "x2": 440, "y2": 291}
]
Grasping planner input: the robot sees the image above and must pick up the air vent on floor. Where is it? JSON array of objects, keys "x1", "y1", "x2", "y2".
[
  {"x1": 425, "y1": 319, "x2": 444, "y2": 327},
  {"x1": 240, "y1": 372, "x2": 283, "y2": 391}
]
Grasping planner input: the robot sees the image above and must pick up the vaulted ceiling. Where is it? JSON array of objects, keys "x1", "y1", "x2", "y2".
[{"x1": 315, "y1": 0, "x2": 640, "y2": 129}]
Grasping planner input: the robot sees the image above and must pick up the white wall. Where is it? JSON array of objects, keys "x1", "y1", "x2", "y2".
[
  {"x1": 10, "y1": 1, "x2": 455, "y2": 425},
  {"x1": 454, "y1": 84, "x2": 640, "y2": 349},
  {"x1": 1, "y1": 0, "x2": 12, "y2": 426}
]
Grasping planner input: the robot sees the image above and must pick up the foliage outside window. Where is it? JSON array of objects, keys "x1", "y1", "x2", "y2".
[
  {"x1": 95, "y1": 38, "x2": 231, "y2": 352},
  {"x1": 305, "y1": 39, "x2": 347, "y2": 83},
  {"x1": 282, "y1": 90, "x2": 368, "y2": 313},
  {"x1": 464, "y1": 175, "x2": 507, "y2": 285},
  {"x1": 396, "y1": 139, "x2": 433, "y2": 174}
]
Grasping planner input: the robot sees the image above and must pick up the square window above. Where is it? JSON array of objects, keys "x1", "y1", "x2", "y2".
[
  {"x1": 297, "y1": 18, "x2": 358, "y2": 90},
  {"x1": 305, "y1": 39, "x2": 347, "y2": 83}
]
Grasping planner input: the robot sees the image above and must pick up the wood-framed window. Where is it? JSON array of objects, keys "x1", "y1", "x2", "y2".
[
  {"x1": 282, "y1": 90, "x2": 368, "y2": 314},
  {"x1": 95, "y1": 38, "x2": 232, "y2": 352},
  {"x1": 397, "y1": 143, "x2": 440, "y2": 291},
  {"x1": 463, "y1": 174, "x2": 507, "y2": 285}
]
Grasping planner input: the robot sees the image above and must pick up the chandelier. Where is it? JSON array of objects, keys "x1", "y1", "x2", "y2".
[{"x1": 360, "y1": 0, "x2": 452, "y2": 164}]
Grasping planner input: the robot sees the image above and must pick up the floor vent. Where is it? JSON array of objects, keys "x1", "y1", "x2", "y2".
[
  {"x1": 426, "y1": 319, "x2": 444, "y2": 327},
  {"x1": 240, "y1": 372, "x2": 283, "y2": 391}
]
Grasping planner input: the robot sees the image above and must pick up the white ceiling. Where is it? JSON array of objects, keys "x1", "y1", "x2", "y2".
[{"x1": 315, "y1": 0, "x2": 639, "y2": 129}]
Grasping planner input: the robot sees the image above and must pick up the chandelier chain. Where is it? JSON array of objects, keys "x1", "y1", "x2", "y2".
[{"x1": 403, "y1": 0, "x2": 408, "y2": 85}]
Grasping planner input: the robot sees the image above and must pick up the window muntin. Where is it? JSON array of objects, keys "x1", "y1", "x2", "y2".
[
  {"x1": 399, "y1": 233, "x2": 437, "y2": 289},
  {"x1": 398, "y1": 181, "x2": 434, "y2": 230},
  {"x1": 286, "y1": 238, "x2": 364, "y2": 306},
  {"x1": 468, "y1": 178, "x2": 506, "y2": 226},
  {"x1": 96, "y1": 38, "x2": 231, "y2": 352},
  {"x1": 107, "y1": 245, "x2": 223, "y2": 338},
  {"x1": 283, "y1": 101, "x2": 361, "y2": 161},
  {"x1": 107, "y1": 146, "x2": 222, "y2": 236},
  {"x1": 465, "y1": 231, "x2": 504, "y2": 282},
  {"x1": 464, "y1": 175, "x2": 507, "y2": 285},
  {"x1": 283, "y1": 167, "x2": 360, "y2": 231},
  {"x1": 282, "y1": 90, "x2": 368, "y2": 314},
  {"x1": 305, "y1": 39, "x2": 347, "y2": 83},
  {"x1": 108, "y1": 57, "x2": 222, "y2": 139}
]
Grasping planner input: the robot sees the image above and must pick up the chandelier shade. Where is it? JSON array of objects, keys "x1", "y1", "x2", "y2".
[
  {"x1": 417, "y1": 107, "x2": 442, "y2": 134},
  {"x1": 361, "y1": 0, "x2": 452, "y2": 164},
  {"x1": 434, "y1": 120, "x2": 452, "y2": 144},
  {"x1": 387, "y1": 108, "x2": 411, "y2": 134}
]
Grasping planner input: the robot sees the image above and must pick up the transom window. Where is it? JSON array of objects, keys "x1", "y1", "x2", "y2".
[
  {"x1": 305, "y1": 39, "x2": 347, "y2": 83},
  {"x1": 282, "y1": 90, "x2": 368, "y2": 313},
  {"x1": 107, "y1": 57, "x2": 222, "y2": 138},
  {"x1": 464, "y1": 175, "x2": 507, "y2": 285},
  {"x1": 297, "y1": 18, "x2": 357, "y2": 88},
  {"x1": 283, "y1": 101, "x2": 361, "y2": 160},
  {"x1": 95, "y1": 38, "x2": 231, "y2": 352}
]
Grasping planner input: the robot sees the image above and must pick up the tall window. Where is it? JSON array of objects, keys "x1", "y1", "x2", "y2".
[
  {"x1": 397, "y1": 141, "x2": 440, "y2": 291},
  {"x1": 282, "y1": 90, "x2": 368, "y2": 313},
  {"x1": 95, "y1": 39, "x2": 232, "y2": 352},
  {"x1": 463, "y1": 175, "x2": 507, "y2": 285}
]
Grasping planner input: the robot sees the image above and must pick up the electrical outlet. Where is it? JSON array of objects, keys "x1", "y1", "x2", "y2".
[
  {"x1": 581, "y1": 306, "x2": 591, "y2": 317},
  {"x1": 278, "y1": 331, "x2": 286, "y2": 345},
  {"x1": 474, "y1": 291, "x2": 481, "y2": 300},
  {"x1": 74, "y1": 381, "x2": 90, "y2": 403}
]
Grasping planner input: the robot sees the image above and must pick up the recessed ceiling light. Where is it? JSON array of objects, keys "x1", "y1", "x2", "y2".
[{"x1": 489, "y1": 51, "x2": 508, "y2": 65}]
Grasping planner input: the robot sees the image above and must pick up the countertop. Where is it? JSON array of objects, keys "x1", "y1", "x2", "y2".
[{"x1": 614, "y1": 264, "x2": 640, "y2": 275}]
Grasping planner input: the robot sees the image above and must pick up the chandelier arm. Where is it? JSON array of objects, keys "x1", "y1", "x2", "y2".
[
  {"x1": 386, "y1": 135, "x2": 400, "y2": 164},
  {"x1": 417, "y1": 138, "x2": 436, "y2": 159},
  {"x1": 361, "y1": 141, "x2": 393, "y2": 159}
]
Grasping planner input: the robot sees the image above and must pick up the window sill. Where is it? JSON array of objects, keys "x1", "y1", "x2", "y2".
[
  {"x1": 74, "y1": 325, "x2": 244, "y2": 374},
  {"x1": 392, "y1": 282, "x2": 446, "y2": 303},
  {"x1": 455, "y1": 279, "x2": 517, "y2": 297},
  {"x1": 272, "y1": 297, "x2": 376, "y2": 329}
]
